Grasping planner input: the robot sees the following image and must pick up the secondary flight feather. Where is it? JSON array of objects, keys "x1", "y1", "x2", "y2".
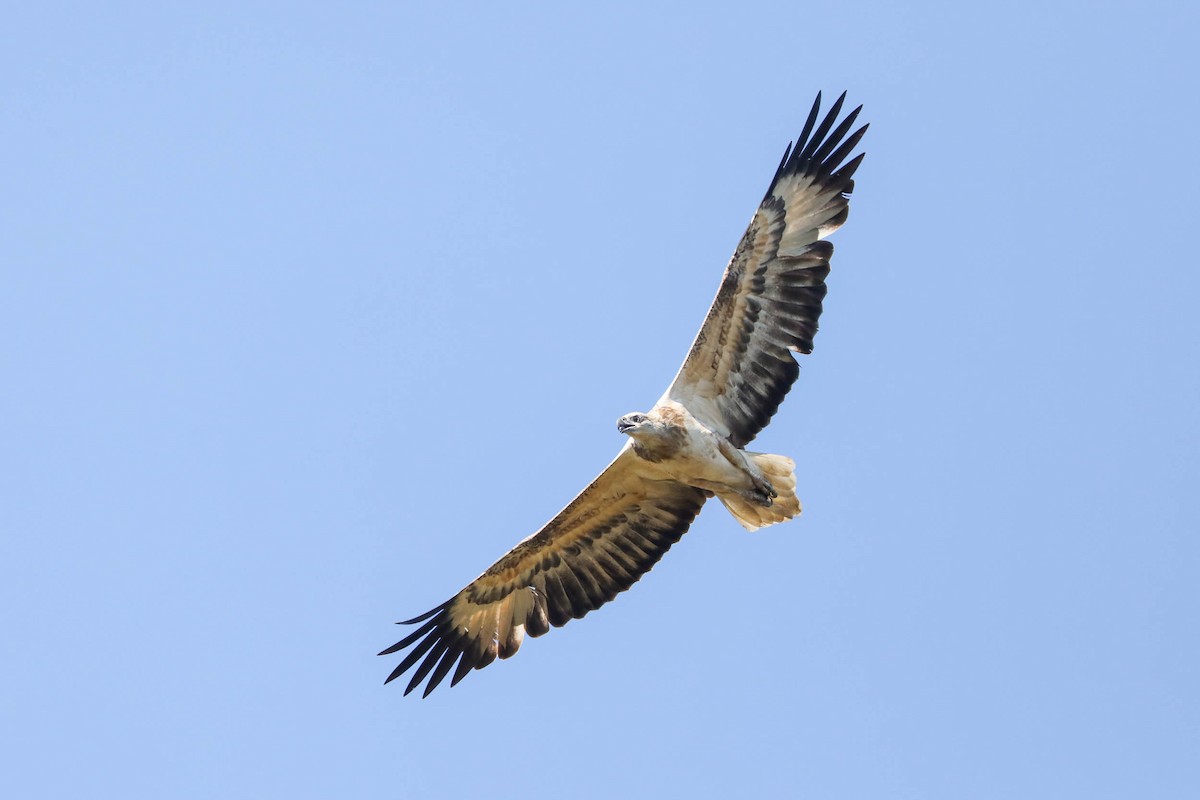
[{"x1": 382, "y1": 91, "x2": 867, "y2": 696}]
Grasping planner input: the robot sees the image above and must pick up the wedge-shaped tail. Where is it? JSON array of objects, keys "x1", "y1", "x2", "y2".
[{"x1": 717, "y1": 453, "x2": 801, "y2": 531}]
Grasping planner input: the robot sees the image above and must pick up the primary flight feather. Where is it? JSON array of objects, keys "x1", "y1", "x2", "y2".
[{"x1": 382, "y1": 91, "x2": 867, "y2": 697}]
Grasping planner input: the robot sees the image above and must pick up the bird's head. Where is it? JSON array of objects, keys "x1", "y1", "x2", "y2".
[{"x1": 616, "y1": 411, "x2": 651, "y2": 436}]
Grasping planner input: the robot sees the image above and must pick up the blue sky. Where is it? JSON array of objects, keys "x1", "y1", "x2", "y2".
[{"x1": 3, "y1": 2, "x2": 1197, "y2": 797}]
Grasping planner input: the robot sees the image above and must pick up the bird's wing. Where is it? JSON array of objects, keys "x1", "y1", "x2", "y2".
[
  {"x1": 661, "y1": 92, "x2": 867, "y2": 447},
  {"x1": 380, "y1": 446, "x2": 708, "y2": 697}
]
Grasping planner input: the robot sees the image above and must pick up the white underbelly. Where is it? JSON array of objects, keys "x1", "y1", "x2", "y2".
[{"x1": 647, "y1": 403, "x2": 753, "y2": 491}]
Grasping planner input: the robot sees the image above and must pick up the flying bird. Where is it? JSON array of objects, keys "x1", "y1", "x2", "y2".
[{"x1": 382, "y1": 92, "x2": 867, "y2": 696}]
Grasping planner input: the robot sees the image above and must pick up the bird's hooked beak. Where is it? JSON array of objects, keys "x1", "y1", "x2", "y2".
[{"x1": 616, "y1": 413, "x2": 649, "y2": 435}]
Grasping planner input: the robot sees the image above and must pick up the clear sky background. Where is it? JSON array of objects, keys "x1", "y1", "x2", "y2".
[{"x1": 3, "y1": 2, "x2": 1197, "y2": 798}]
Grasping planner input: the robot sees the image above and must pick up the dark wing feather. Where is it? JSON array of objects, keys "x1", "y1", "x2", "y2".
[
  {"x1": 662, "y1": 92, "x2": 867, "y2": 447},
  {"x1": 380, "y1": 447, "x2": 708, "y2": 697}
]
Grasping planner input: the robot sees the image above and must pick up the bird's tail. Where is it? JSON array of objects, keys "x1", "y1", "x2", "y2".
[{"x1": 718, "y1": 453, "x2": 801, "y2": 531}]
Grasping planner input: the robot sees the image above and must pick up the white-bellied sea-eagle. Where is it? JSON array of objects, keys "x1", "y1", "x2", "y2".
[{"x1": 382, "y1": 92, "x2": 868, "y2": 696}]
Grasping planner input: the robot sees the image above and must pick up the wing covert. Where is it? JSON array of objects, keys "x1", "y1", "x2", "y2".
[
  {"x1": 663, "y1": 92, "x2": 867, "y2": 447},
  {"x1": 380, "y1": 448, "x2": 708, "y2": 697}
]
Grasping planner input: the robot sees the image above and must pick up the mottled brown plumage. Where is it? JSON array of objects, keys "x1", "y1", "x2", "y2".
[{"x1": 382, "y1": 92, "x2": 867, "y2": 697}]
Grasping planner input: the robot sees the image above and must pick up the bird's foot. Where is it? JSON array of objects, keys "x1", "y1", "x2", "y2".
[{"x1": 750, "y1": 477, "x2": 777, "y2": 506}]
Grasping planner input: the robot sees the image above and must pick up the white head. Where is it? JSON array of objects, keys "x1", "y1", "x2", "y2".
[
  {"x1": 616, "y1": 409, "x2": 685, "y2": 461},
  {"x1": 616, "y1": 411, "x2": 650, "y2": 436}
]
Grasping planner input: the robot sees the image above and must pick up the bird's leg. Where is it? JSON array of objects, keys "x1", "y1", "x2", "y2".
[{"x1": 716, "y1": 438, "x2": 777, "y2": 505}]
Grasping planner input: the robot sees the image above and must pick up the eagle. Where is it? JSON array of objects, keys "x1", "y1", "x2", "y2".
[{"x1": 382, "y1": 92, "x2": 867, "y2": 697}]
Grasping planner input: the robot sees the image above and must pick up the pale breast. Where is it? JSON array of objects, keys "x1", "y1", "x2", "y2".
[{"x1": 642, "y1": 401, "x2": 746, "y2": 488}]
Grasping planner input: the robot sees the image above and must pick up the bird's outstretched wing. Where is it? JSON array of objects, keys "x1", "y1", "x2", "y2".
[
  {"x1": 380, "y1": 448, "x2": 708, "y2": 697},
  {"x1": 662, "y1": 92, "x2": 867, "y2": 447}
]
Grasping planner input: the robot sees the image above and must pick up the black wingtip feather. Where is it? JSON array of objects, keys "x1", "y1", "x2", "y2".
[
  {"x1": 397, "y1": 603, "x2": 449, "y2": 626},
  {"x1": 831, "y1": 152, "x2": 867, "y2": 191},
  {"x1": 823, "y1": 123, "x2": 869, "y2": 179},
  {"x1": 810, "y1": 106, "x2": 862, "y2": 170},
  {"x1": 798, "y1": 92, "x2": 846, "y2": 161},
  {"x1": 450, "y1": 647, "x2": 480, "y2": 688},
  {"x1": 766, "y1": 92, "x2": 866, "y2": 199},
  {"x1": 378, "y1": 616, "x2": 440, "y2": 655},
  {"x1": 404, "y1": 638, "x2": 451, "y2": 696},
  {"x1": 797, "y1": 92, "x2": 822, "y2": 148},
  {"x1": 384, "y1": 623, "x2": 443, "y2": 684},
  {"x1": 422, "y1": 644, "x2": 464, "y2": 697},
  {"x1": 769, "y1": 140, "x2": 794, "y2": 189}
]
